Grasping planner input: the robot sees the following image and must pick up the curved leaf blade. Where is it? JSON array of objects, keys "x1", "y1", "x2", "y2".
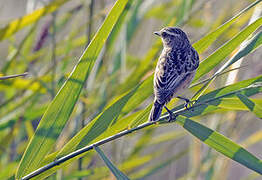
[
  {"x1": 218, "y1": 30, "x2": 262, "y2": 73},
  {"x1": 236, "y1": 93, "x2": 262, "y2": 118},
  {"x1": 193, "y1": 0, "x2": 261, "y2": 54},
  {"x1": 216, "y1": 98, "x2": 262, "y2": 111},
  {"x1": 94, "y1": 146, "x2": 130, "y2": 180},
  {"x1": 192, "y1": 30, "x2": 262, "y2": 100},
  {"x1": 194, "y1": 17, "x2": 262, "y2": 82},
  {"x1": 0, "y1": 0, "x2": 70, "y2": 41},
  {"x1": 57, "y1": 84, "x2": 139, "y2": 158},
  {"x1": 16, "y1": 0, "x2": 130, "y2": 178},
  {"x1": 176, "y1": 116, "x2": 262, "y2": 174}
]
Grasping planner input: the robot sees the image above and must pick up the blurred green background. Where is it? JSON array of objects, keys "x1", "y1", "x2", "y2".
[{"x1": 0, "y1": 0, "x2": 261, "y2": 179}]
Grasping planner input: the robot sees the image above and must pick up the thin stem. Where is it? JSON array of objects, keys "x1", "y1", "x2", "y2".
[
  {"x1": 2, "y1": 24, "x2": 37, "y2": 73},
  {"x1": 0, "y1": 72, "x2": 28, "y2": 80},
  {"x1": 78, "y1": 0, "x2": 95, "y2": 176},
  {"x1": 51, "y1": 11, "x2": 57, "y2": 98},
  {"x1": 190, "y1": 65, "x2": 248, "y2": 88},
  {"x1": 21, "y1": 121, "x2": 155, "y2": 180},
  {"x1": 87, "y1": 0, "x2": 94, "y2": 47},
  {"x1": 21, "y1": 86, "x2": 254, "y2": 180},
  {"x1": 0, "y1": 67, "x2": 52, "y2": 108}
]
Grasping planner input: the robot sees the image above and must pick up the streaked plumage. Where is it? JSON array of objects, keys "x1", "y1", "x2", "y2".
[{"x1": 149, "y1": 27, "x2": 199, "y2": 121}]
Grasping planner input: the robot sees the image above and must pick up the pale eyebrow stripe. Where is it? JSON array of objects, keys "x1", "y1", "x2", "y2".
[{"x1": 164, "y1": 30, "x2": 177, "y2": 36}]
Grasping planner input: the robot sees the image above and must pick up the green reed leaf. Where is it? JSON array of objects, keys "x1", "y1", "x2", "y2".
[
  {"x1": 0, "y1": 0, "x2": 70, "y2": 41},
  {"x1": 193, "y1": 0, "x2": 261, "y2": 54},
  {"x1": 194, "y1": 17, "x2": 262, "y2": 82},
  {"x1": 176, "y1": 116, "x2": 262, "y2": 174},
  {"x1": 16, "y1": 0, "x2": 130, "y2": 178},
  {"x1": 94, "y1": 146, "x2": 130, "y2": 180},
  {"x1": 236, "y1": 93, "x2": 262, "y2": 118}
]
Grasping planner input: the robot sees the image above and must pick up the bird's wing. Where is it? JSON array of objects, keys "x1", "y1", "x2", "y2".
[
  {"x1": 154, "y1": 70, "x2": 189, "y2": 104},
  {"x1": 184, "y1": 48, "x2": 199, "y2": 72},
  {"x1": 154, "y1": 48, "x2": 198, "y2": 104}
]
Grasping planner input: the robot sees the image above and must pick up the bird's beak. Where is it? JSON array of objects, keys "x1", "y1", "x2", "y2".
[{"x1": 154, "y1": 31, "x2": 161, "y2": 36}]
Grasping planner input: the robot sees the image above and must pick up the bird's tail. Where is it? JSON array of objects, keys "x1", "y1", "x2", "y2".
[{"x1": 149, "y1": 100, "x2": 163, "y2": 121}]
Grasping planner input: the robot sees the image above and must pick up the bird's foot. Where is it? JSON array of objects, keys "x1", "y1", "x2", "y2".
[
  {"x1": 177, "y1": 96, "x2": 197, "y2": 111},
  {"x1": 164, "y1": 106, "x2": 177, "y2": 122}
]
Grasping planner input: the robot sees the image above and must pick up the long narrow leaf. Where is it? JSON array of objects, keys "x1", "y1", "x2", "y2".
[
  {"x1": 16, "y1": 0, "x2": 130, "y2": 178},
  {"x1": 194, "y1": 17, "x2": 262, "y2": 82},
  {"x1": 192, "y1": 0, "x2": 261, "y2": 54},
  {"x1": 217, "y1": 30, "x2": 262, "y2": 73},
  {"x1": 181, "y1": 78, "x2": 262, "y2": 118},
  {"x1": 192, "y1": 29, "x2": 262, "y2": 100},
  {"x1": 130, "y1": 150, "x2": 188, "y2": 180},
  {"x1": 176, "y1": 116, "x2": 262, "y2": 174},
  {"x1": 0, "y1": 0, "x2": 70, "y2": 41},
  {"x1": 94, "y1": 146, "x2": 130, "y2": 180},
  {"x1": 236, "y1": 93, "x2": 262, "y2": 118},
  {"x1": 212, "y1": 98, "x2": 262, "y2": 111},
  {"x1": 57, "y1": 84, "x2": 139, "y2": 158}
]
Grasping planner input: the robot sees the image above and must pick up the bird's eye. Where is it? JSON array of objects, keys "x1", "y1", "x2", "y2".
[{"x1": 162, "y1": 32, "x2": 167, "y2": 37}]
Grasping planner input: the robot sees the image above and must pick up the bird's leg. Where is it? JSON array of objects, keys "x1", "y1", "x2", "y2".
[
  {"x1": 177, "y1": 96, "x2": 197, "y2": 110},
  {"x1": 164, "y1": 106, "x2": 177, "y2": 122}
]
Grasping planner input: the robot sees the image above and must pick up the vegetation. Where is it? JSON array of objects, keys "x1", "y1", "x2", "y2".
[{"x1": 0, "y1": 0, "x2": 261, "y2": 179}]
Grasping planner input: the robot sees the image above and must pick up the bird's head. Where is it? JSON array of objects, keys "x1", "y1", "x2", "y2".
[{"x1": 154, "y1": 27, "x2": 190, "y2": 49}]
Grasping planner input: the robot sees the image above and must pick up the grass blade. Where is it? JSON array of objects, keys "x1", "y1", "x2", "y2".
[
  {"x1": 131, "y1": 150, "x2": 188, "y2": 180},
  {"x1": 192, "y1": 30, "x2": 262, "y2": 100},
  {"x1": 218, "y1": 30, "x2": 262, "y2": 74},
  {"x1": 194, "y1": 17, "x2": 262, "y2": 82},
  {"x1": 16, "y1": 0, "x2": 130, "y2": 178},
  {"x1": 236, "y1": 93, "x2": 262, "y2": 118},
  {"x1": 0, "y1": 0, "x2": 70, "y2": 41},
  {"x1": 192, "y1": 0, "x2": 261, "y2": 54},
  {"x1": 94, "y1": 146, "x2": 130, "y2": 180},
  {"x1": 211, "y1": 98, "x2": 262, "y2": 111},
  {"x1": 56, "y1": 76, "x2": 152, "y2": 158},
  {"x1": 57, "y1": 85, "x2": 139, "y2": 158},
  {"x1": 176, "y1": 116, "x2": 262, "y2": 174}
]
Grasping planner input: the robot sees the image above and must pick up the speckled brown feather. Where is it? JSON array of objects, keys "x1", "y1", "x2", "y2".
[{"x1": 149, "y1": 27, "x2": 199, "y2": 121}]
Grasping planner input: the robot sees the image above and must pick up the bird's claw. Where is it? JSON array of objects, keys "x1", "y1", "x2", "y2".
[
  {"x1": 184, "y1": 99, "x2": 198, "y2": 110},
  {"x1": 177, "y1": 96, "x2": 197, "y2": 111},
  {"x1": 164, "y1": 105, "x2": 177, "y2": 122},
  {"x1": 168, "y1": 113, "x2": 178, "y2": 122}
]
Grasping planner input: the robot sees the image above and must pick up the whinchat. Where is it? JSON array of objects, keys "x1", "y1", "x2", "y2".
[{"x1": 149, "y1": 27, "x2": 199, "y2": 122}]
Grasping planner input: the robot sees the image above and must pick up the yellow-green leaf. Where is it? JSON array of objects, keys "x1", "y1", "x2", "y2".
[
  {"x1": 236, "y1": 93, "x2": 262, "y2": 118},
  {"x1": 194, "y1": 17, "x2": 262, "y2": 82},
  {"x1": 193, "y1": 0, "x2": 261, "y2": 54},
  {"x1": 94, "y1": 146, "x2": 130, "y2": 180},
  {"x1": 16, "y1": 0, "x2": 130, "y2": 178},
  {"x1": 176, "y1": 116, "x2": 262, "y2": 174},
  {"x1": 0, "y1": 0, "x2": 70, "y2": 41}
]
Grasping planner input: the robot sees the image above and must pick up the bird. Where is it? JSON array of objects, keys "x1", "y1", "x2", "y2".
[{"x1": 149, "y1": 27, "x2": 199, "y2": 122}]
